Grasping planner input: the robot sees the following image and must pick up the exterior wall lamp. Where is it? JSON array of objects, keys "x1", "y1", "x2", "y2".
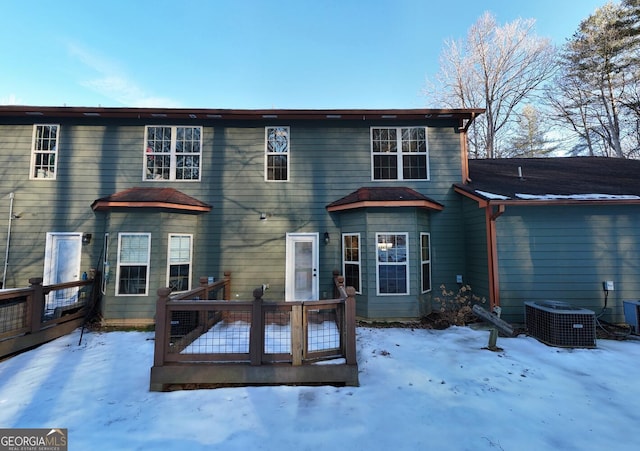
[
  {"x1": 324, "y1": 232, "x2": 330, "y2": 245},
  {"x1": 260, "y1": 212, "x2": 267, "y2": 221},
  {"x1": 82, "y1": 233, "x2": 92, "y2": 244}
]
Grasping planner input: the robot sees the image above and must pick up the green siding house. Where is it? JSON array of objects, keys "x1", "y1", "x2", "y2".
[
  {"x1": 455, "y1": 157, "x2": 640, "y2": 324},
  {"x1": 0, "y1": 106, "x2": 482, "y2": 326}
]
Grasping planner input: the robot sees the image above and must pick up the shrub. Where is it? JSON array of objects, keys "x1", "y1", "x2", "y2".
[{"x1": 431, "y1": 284, "x2": 486, "y2": 327}]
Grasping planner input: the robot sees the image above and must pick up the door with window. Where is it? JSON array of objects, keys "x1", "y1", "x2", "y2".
[
  {"x1": 43, "y1": 232, "x2": 82, "y2": 313},
  {"x1": 285, "y1": 233, "x2": 319, "y2": 301}
]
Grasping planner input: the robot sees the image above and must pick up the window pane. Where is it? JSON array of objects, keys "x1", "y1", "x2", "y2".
[
  {"x1": 377, "y1": 234, "x2": 406, "y2": 262},
  {"x1": 267, "y1": 154, "x2": 288, "y2": 180},
  {"x1": 344, "y1": 263, "x2": 360, "y2": 292},
  {"x1": 378, "y1": 265, "x2": 407, "y2": 294},
  {"x1": 402, "y1": 154, "x2": 427, "y2": 179},
  {"x1": 147, "y1": 127, "x2": 171, "y2": 153},
  {"x1": 421, "y1": 262, "x2": 431, "y2": 292},
  {"x1": 267, "y1": 127, "x2": 289, "y2": 153},
  {"x1": 372, "y1": 128, "x2": 397, "y2": 153},
  {"x1": 421, "y1": 234, "x2": 430, "y2": 261},
  {"x1": 118, "y1": 265, "x2": 147, "y2": 294},
  {"x1": 169, "y1": 264, "x2": 190, "y2": 292},
  {"x1": 343, "y1": 235, "x2": 359, "y2": 262},
  {"x1": 170, "y1": 235, "x2": 191, "y2": 262},
  {"x1": 373, "y1": 155, "x2": 398, "y2": 180},
  {"x1": 120, "y1": 235, "x2": 149, "y2": 264}
]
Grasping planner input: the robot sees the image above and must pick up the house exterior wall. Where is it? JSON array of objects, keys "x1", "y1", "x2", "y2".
[
  {"x1": 0, "y1": 113, "x2": 468, "y2": 325},
  {"x1": 460, "y1": 196, "x2": 490, "y2": 300},
  {"x1": 494, "y1": 204, "x2": 640, "y2": 323}
]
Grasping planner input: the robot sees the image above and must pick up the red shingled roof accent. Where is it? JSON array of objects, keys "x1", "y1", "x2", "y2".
[
  {"x1": 91, "y1": 187, "x2": 212, "y2": 212},
  {"x1": 326, "y1": 187, "x2": 444, "y2": 212}
]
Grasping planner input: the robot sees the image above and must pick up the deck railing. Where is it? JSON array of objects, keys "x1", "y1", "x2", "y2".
[
  {"x1": 0, "y1": 276, "x2": 100, "y2": 358},
  {"x1": 150, "y1": 274, "x2": 358, "y2": 391}
]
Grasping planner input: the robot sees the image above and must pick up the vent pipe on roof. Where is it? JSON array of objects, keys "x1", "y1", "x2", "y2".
[{"x1": 518, "y1": 166, "x2": 523, "y2": 179}]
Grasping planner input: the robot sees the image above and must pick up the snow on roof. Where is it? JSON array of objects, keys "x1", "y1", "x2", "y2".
[
  {"x1": 515, "y1": 193, "x2": 640, "y2": 200},
  {"x1": 475, "y1": 190, "x2": 510, "y2": 200}
]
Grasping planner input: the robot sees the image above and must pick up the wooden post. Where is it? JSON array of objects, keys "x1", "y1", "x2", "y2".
[
  {"x1": 250, "y1": 287, "x2": 264, "y2": 366},
  {"x1": 223, "y1": 271, "x2": 231, "y2": 300},
  {"x1": 154, "y1": 287, "x2": 172, "y2": 367},
  {"x1": 344, "y1": 286, "x2": 357, "y2": 365},
  {"x1": 29, "y1": 277, "x2": 44, "y2": 334},
  {"x1": 291, "y1": 304, "x2": 303, "y2": 366}
]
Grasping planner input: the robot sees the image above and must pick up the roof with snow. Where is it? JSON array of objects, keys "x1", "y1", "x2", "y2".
[{"x1": 455, "y1": 157, "x2": 640, "y2": 204}]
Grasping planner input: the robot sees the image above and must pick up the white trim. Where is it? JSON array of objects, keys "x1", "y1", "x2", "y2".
[
  {"x1": 102, "y1": 233, "x2": 109, "y2": 295},
  {"x1": 375, "y1": 232, "x2": 409, "y2": 296},
  {"x1": 166, "y1": 233, "x2": 193, "y2": 293},
  {"x1": 370, "y1": 126, "x2": 429, "y2": 181},
  {"x1": 285, "y1": 232, "x2": 319, "y2": 301},
  {"x1": 30, "y1": 124, "x2": 60, "y2": 180},
  {"x1": 264, "y1": 126, "x2": 290, "y2": 182},
  {"x1": 341, "y1": 232, "x2": 362, "y2": 294},
  {"x1": 116, "y1": 232, "x2": 151, "y2": 296}
]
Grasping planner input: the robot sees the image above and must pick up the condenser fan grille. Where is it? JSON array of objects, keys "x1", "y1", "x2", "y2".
[{"x1": 525, "y1": 301, "x2": 596, "y2": 348}]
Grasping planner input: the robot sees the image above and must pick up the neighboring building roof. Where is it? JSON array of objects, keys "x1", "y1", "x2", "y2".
[
  {"x1": 326, "y1": 187, "x2": 444, "y2": 212},
  {"x1": 0, "y1": 105, "x2": 483, "y2": 124},
  {"x1": 455, "y1": 157, "x2": 640, "y2": 205},
  {"x1": 91, "y1": 187, "x2": 212, "y2": 212}
]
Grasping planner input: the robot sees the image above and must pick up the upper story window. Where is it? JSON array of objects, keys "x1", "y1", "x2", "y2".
[
  {"x1": 145, "y1": 126, "x2": 201, "y2": 181},
  {"x1": 371, "y1": 127, "x2": 429, "y2": 181},
  {"x1": 265, "y1": 126, "x2": 289, "y2": 181},
  {"x1": 30, "y1": 124, "x2": 59, "y2": 179}
]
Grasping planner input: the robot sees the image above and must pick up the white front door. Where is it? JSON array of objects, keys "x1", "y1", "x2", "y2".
[
  {"x1": 285, "y1": 233, "x2": 319, "y2": 301},
  {"x1": 43, "y1": 232, "x2": 82, "y2": 312}
]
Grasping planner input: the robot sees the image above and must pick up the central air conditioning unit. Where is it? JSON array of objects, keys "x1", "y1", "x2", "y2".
[
  {"x1": 623, "y1": 300, "x2": 640, "y2": 335},
  {"x1": 525, "y1": 300, "x2": 596, "y2": 348}
]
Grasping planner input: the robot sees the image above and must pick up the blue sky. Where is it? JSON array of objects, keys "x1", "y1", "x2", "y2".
[{"x1": 1, "y1": 0, "x2": 607, "y2": 109}]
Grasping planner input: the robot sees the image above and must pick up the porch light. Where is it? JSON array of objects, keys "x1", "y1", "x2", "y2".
[
  {"x1": 324, "y1": 232, "x2": 330, "y2": 245},
  {"x1": 82, "y1": 233, "x2": 92, "y2": 244},
  {"x1": 260, "y1": 212, "x2": 267, "y2": 221}
]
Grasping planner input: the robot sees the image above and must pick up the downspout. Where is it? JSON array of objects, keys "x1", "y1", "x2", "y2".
[
  {"x1": 3, "y1": 192, "x2": 15, "y2": 288},
  {"x1": 459, "y1": 112, "x2": 477, "y2": 183},
  {"x1": 486, "y1": 203, "x2": 505, "y2": 310}
]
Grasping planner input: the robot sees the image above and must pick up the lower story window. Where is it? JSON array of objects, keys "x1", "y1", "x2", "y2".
[
  {"x1": 168, "y1": 234, "x2": 192, "y2": 292},
  {"x1": 342, "y1": 233, "x2": 361, "y2": 293},
  {"x1": 421, "y1": 233, "x2": 431, "y2": 293},
  {"x1": 376, "y1": 233, "x2": 408, "y2": 295},
  {"x1": 117, "y1": 233, "x2": 150, "y2": 295}
]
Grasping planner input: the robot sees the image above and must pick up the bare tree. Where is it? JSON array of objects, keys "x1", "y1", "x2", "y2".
[
  {"x1": 548, "y1": 1, "x2": 640, "y2": 158},
  {"x1": 425, "y1": 12, "x2": 556, "y2": 158}
]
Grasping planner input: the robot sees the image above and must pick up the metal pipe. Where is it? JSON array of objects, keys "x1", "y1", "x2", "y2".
[{"x1": 2, "y1": 192, "x2": 14, "y2": 288}]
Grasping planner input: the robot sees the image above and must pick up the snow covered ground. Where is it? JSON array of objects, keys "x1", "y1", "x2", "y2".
[{"x1": 1, "y1": 326, "x2": 639, "y2": 450}]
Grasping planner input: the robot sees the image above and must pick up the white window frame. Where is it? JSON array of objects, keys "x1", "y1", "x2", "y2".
[
  {"x1": 370, "y1": 126, "x2": 429, "y2": 181},
  {"x1": 375, "y1": 232, "x2": 409, "y2": 296},
  {"x1": 116, "y1": 233, "x2": 151, "y2": 296},
  {"x1": 102, "y1": 233, "x2": 109, "y2": 295},
  {"x1": 342, "y1": 233, "x2": 362, "y2": 294},
  {"x1": 166, "y1": 233, "x2": 193, "y2": 293},
  {"x1": 30, "y1": 124, "x2": 60, "y2": 180},
  {"x1": 265, "y1": 126, "x2": 290, "y2": 182},
  {"x1": 420, "y1": 232, "x2": 432, "y2": 294},
  {"x1": 143, "y1": 125, "x2": 202, "y2": 181}
]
